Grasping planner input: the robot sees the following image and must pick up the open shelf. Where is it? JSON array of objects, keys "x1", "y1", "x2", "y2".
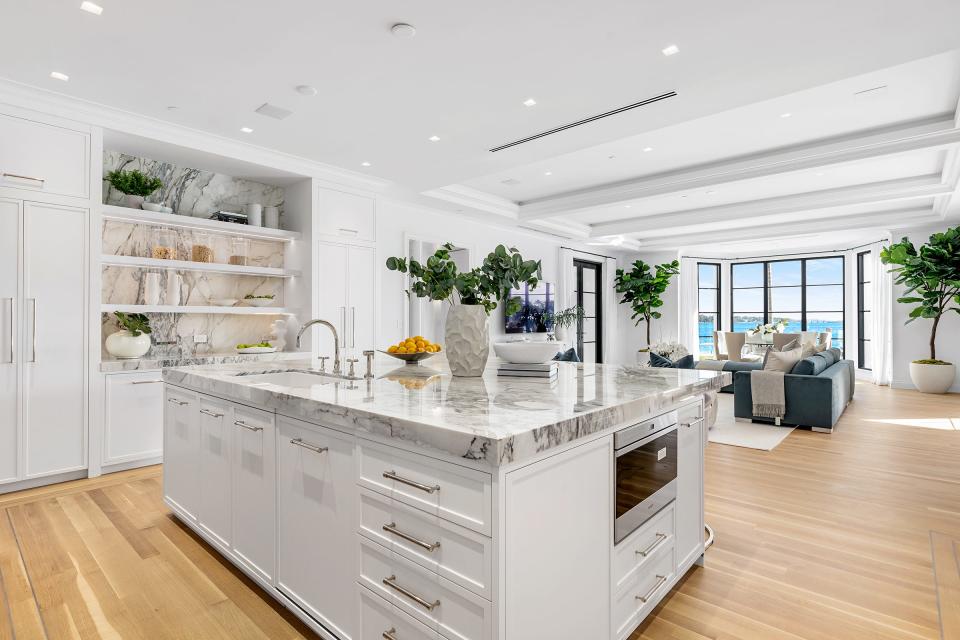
[
  {"x1": 101, "y1": 254, "x2": 301, "y2": 278},
  {"x1": 102, "y1": 304, "x2": 291, "y2": 315},
  {"x1": 101, "y1": 204, "x2": 301, "y2": 242}
]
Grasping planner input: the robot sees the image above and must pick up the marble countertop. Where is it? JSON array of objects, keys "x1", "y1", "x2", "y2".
[
  {"x1": 163, "y1": 357, "x2": 731, "y2": 468},
  {"x1": 101, "y1": 350, "x2": 311, "y2": 373}
]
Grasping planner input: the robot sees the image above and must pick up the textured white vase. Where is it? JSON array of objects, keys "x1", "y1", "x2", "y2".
[
  {"x1": 105, "y1": 330, "x2": 151, "y2": 359},
  {"x1": 554, "y1": 324, "x2": 569, "y2": 344},
  {"x1": 909, "y1": 361, "x2": 956, "y2": 394},
  {"x1": 444, "y1": 304, "x2": 490, "y2": 377}
]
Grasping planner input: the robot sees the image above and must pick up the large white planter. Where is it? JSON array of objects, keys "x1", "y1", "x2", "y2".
[
  {"x1": 444, "y1": 304, "x2": 489, "y2": 377},
  {"x1": 105, "y1": 330, "x2": 151, "y2": 359},
  {"x1": 909, "y1": 361, "x2": 956, "y2": 394}
]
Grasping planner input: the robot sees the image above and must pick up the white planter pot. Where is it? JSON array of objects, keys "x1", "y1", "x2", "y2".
[
  {"x1": 444, "y1": 304, "x2": 490, "y2": 377},
  {"x1": 126, "y1": 194, "x2": 145, "y2": 209},
  {"x1": 554, "y1": 324, "x2": 570, "y2": 344},
  {"x1": 105, "y1": 330, "x2": 151, "y2": 359},
  {"x1": 909, "y1": 361, "x2": 956, "y2": 394}
]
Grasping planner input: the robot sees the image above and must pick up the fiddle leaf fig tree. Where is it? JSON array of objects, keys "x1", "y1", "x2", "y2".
[
  {"x1": 880, "y1": 226, "x2": 960, "y2": 362},
  {"x1": 615, "y1": 259, "x2": 680, "y2": 347}
]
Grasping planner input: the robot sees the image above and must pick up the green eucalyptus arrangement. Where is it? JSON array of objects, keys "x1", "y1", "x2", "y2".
[
  {"x1": 386, "y1": 243, "x2": 542, "y2": 315},
  {"x1": 615, "y1": 259, "x2": 680, "y2": 347},
  {"x1": 881, "y1": 226, "x2": 960, "y2": 363},
  {"x1": 114, "y1": 311, "x2": 152, "y2": 337},
  {"x1": 548, "y1": 305, "x2": 584, "y2": 329},
  {"x1": 107, "y1": 169, "x2": 163, "y2": 198}
]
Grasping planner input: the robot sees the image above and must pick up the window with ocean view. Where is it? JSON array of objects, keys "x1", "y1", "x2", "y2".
[
  {"x1": 697, "y1": 263, "x2": 720, "y2": 357},
  {"x1": 857, "y1": 251, "x2": 872, "y2": 370}
]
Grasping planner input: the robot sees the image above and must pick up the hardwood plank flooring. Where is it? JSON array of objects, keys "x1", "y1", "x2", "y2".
[{"x1": 0, "y1": 382, "x2": 956, "y2": 639}]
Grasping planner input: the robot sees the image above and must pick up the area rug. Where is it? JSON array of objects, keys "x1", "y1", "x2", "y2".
[{"x1": 707, "y1": 393, "x2": 795, "y2": 451}]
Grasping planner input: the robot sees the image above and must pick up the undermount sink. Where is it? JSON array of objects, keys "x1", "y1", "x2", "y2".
[
  {"x1": 493, "y1": 341, "x2": 563, "y2": 364},
  {"x1": 236, "y1": 370, "x2": 345, "y2": 388}
]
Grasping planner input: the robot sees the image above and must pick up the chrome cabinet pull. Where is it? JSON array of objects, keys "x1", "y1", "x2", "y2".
[
  {"x1": 2, "y1": 173, "x2": 45, "y2": 184},
  {"x1": 5, "y1": 298, "x2": 12, "y2": 364},
  {"x1": 351, "y1": 306, "x2": 356, "y2": 348},
  {"x1": 382, "y1": 522, "x2": 441, "y2": 552},
  {"x1": 234, "y1": 420, "x2": 263, "y2": 431},
  {"x1": 131, "y1": 379, "x2": 163, "y2": 385},
  {"x1": 382, "y1": 575, "x2": 440, "y2": 611},
  {"x1": 167, "y1": 397, "x2": 188, "y2": 406},
  {"x1": 28, "y1": 298, "x2": 36, "y2": 363},
  {"x1": 636, "y1": 532, "x2": 667, "y2": 558},
  {"x1": 636, "y1": 574, "x2": 668, "y2": 603},
  {"x1": 199, "y1": 408, "x2": 224, "y2": 418},
  {"x1": 337, "y1": 227, "x2": 359, "y2": 235},
  {"x1": 382, "y1": 629, "x2": 398, "y2": 640},
  {"x1": 382, "y1": 470, "x2": 440, "y2": 494},
  {"x1": 290, "y1": 437, "x2": 326, "y2": 453}
]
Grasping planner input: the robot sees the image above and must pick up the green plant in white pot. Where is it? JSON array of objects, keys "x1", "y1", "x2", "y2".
[
  {"x1": 105, "y1": 312, "x2": 152, "y2": 359},
  {"x1": 614, "y1": 259, "x2": 680, "y2": 364},
  {"x1": 881, "y1": 226, "x2": 960, "y2": 393},
  {"x1": 106, "y1": 169, "x2": 163, "y2": 209},
  {"x1": 547, "y1": 306, "x2": 584, "y2": 344},
  {"x1": 387, "y1": 243, "x2": 542, "y2": 376}
]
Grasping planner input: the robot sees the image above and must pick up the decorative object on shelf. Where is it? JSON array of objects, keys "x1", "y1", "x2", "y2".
[
  {"x1": 143, "y1": 272, "x2": 161, "y2": 305},
  {"x1": 165, "y1": 272, "x2": 182, "y2": 306},
  {"x1": 547, "y1": 305, "x2": 583, "y2": 343},
  {"x1": 386, "y1": 243, "x2": 542, "y2": 376},
  {"x1": 151, "y1": 228, "x2": 177, "y2": 260},
  {"x1": 244, "y1": 294, "x2": 276, "y2": 307},
  {"x1": 141, "y1": 202, "x2": 164, "y2": 212},
  {"x1": 191, "y1": 233, "x2": 214, "y2": 263},
  {"x1": 106, "y1": 169, "x2": 163, "y2": 210},
  {"x1": 235, "y1": 341, "x2": 277, "y2": 354},
  {"x1": 881, "y1": 226, "x2": 959, "y2": 393},
  {"x1": 229, "y1": 237, "x2": 250, "y2": 265},
  {"x1": 208, "y1": 298, "x2": 239, "y2": 307},
  {"x1": 264, "y1": 205, "x2": 280, "y2": 229},
  {"x1": 209, "y1": 210, "x2": 248, "y2": 224},
  {"x1": 105, "y1": 311, "x2": 152, "y2": 359},
  {"x1": 269, "y1": 318, "x2": 288, "y2": 351},
  {"x1": 243, "y1": 203, "x2": 263, "y2": 227},
  {"x1": 615, "y1": 258, "x2": 680, "y2": 355}
]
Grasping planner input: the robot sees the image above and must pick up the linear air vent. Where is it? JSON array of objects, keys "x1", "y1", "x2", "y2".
[
  {"x1": 489, "y1": 91, "x2": 677, "y2": 153},
  {"x1": 255, "y1": 102, "x2": 294, "y2": 120}
]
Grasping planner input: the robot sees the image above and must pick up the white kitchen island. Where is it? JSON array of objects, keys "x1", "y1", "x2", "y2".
[{"x1": 162, "y1": 358, "x2": 729, "y2": 640}]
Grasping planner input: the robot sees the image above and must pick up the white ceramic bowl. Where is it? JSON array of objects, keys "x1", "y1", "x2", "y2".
[
  {"x1": 141, "y1": 202, "x2": 163, "y2": 212},
  {"x1": 208, "y1": 298, "x2": 238, "y2": 307},
  {"x1": 493, "y1": 341, "x2": 562, "y2": 364},
  {"x1": 244, "y1": 297, "x2": 276, "y2": 307}
]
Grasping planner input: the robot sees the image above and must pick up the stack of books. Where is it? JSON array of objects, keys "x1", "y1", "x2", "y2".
[{"x1": 497, "y1": 362, "x2": 558, "y2": 380}]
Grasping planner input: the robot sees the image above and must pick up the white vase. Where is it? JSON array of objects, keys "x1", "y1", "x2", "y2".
[
  {"x1": 554, "y1": 324, "x2": 569, "y2": 344},
  {"x1": 143, "y1": 272, "x2": 161, "y2": 305},
  {"x1": 444, "y1": 304, "x2": 490, "y2": 377},
  {"x1": 264, "y1": 206, "x2": 280, "y2": 229},
  {"x1": 909, "y1": 361, "x2": 956, "y2": 394},
  {"x1": 126, "y1": 194, "x2": 145, "y2": 209},
  {"x1": 105, "y1": 330, "x2": 151, "y2": 359},
  {"x1": 244, "y1": 203, "x2": 263, "y2": 226}
]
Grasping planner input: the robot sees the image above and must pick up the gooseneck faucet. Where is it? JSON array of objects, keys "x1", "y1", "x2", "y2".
[{"x1": 296, "y1": 319, "x2": 341, "y2": 375}]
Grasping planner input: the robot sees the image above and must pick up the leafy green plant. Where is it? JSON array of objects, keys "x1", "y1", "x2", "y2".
[
  {"x1": 615, "y1": 259, "x2": 680, "y2": 347},
  {"x1": 114, "y1": 311, "x2": 151, "y2": 337},
  {"x1": 881, "y1": 225, "x2": 960, "y2": 362},
  {"x1": 106, "y1": 170, "x2": 163, "y2": 197},
  {"x1": 386, "y1": 243, "x2": 542, "y2": 315},
  {"x1": 548, "y1": 305, "x2": 584, "y2": 329}
]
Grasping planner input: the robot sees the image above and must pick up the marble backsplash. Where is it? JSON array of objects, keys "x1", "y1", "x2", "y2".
[{"x1": 103, "y1": 150, "x2": 284, "y2": 219}]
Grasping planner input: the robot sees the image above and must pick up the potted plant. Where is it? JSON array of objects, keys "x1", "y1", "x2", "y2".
[
  {"x1": 547, "y1": 305, "x2": 584, "y2": 343},
  {"x1": 614, "y1": 259, "x2": 680, "y2": 364},
  {"x1": 881, "y1": 226, "x2": 960, "y2": 393},
  {"x1": 106, "y1": 169, "x2": 163, "y2": 209},
  {"x1": 387, "y1": 243, "x2": 542, "y2": 376},
  {"x1": 105, "y1": 311, "x2": 152, "y2": 359}
]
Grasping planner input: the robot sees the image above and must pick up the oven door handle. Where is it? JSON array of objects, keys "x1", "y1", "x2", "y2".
[{"x1": 614, "y1": 422, "x2": 678, "y2": 457}]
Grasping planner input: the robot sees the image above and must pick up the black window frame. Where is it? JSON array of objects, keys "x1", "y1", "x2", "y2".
[
  {"x1": 857, "y1": 250, "x2": 871, "y2": 370},
  {"x1": 574, "y1": 259, "x2": 603, "y2": 364},
  {"x1": 697, "y1": 262, "x2": 721, "y2": 358}
]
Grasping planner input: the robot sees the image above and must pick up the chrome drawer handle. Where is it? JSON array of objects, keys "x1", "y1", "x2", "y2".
[
  {"x1": 290, "y1": 437, "x2": 326, "y2": 453},
  {"x1": 382, "y1": 575, "x2": 440, "y2": 611},
  {"x1": 2, "y1": 172, "x2": 45, "y2": 184},
  {"x1": 131, "y1": 380, "x2": 163, "y2": 385},
  {"x1": 382, "y1": 629, "x2": 398, "y2": 640},
  {"x1": 167, "y1": 398, "x2": 188, "y2": 406},
  {"x1": 5, "y1": 298, "x2": 13, "y2": 365},
  {"x1": 234, "y1": 420, "x2": 263, "y2": 432},
  {"x1": 382, "y1": 471, "x2": 440, "y2": 494},
  {"x1": 636, "y1": 532, "x2": 667, "y2": 558},
  {"x1": 383, "y1": 522, "x2": 441, "y2": 552},
  {"x1": 200, "y1": 409, "x2": 224, "y2": 418},
  {"x1": 636, "y1": 574, "x2": 668, "y2": 603}
]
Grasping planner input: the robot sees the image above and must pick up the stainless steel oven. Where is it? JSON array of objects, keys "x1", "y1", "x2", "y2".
[{"x1": 614, "y1": 410, "x2": 678, "y2": 544}]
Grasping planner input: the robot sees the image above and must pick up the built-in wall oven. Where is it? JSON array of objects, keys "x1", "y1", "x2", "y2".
[{"x1": 614, "y1": 410, "x2": 678, "y2": 544}]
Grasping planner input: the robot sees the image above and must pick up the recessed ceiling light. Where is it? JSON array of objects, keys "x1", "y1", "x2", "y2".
[
  {"x1": 49, "y1": 71, "x2": 69, "y2": 82},
  {"x1": 780, "y1": 112, "x2": 792, "y2": 119},
  {"x1": 166, "y1": 106, "x2": 178, "y2": 111},
  {"x1": 80, "y1": 1, "x2": 103, "y2": 15},
  {"x1": 624, "y1": 205, "x2": 632, "y2": 209},
  {"x1": 523, "y1": 98, "x2": 537, "y2": 107},
  {"x1": 815, "y1": 171, "x2": 825, "y2": 176},
  {"x1": 706, "y1": 190, "x2": 717, "y2": 195},
  {"x1": 643, "y1": 146, "x2": 654, "y2": 152},
  {"x1": 361, "y1": 161, "x2": 372, "y2": 167},
  {"x1": 296, "y1": 85, "x2": 318, "y2": 96},
  {"x1": 544, "y1": 171, "x2": 553, "y2": 176},
  {"x1": 608, "y1": 155, "x2": 616, "y2": 160},
  {"x1": 391, "y1": 23, "x2": 417, "y2": 39},
  {"x1": 240, "y1": 127, "x2": 254, "y2": 133},
  {"x1": 679, "y1": 194, "x2": 688, "y2": 198},
  {"x1": 428, "y1": 135, "x2": 441, "y2": 142},
  {"x1": 661, "y1": 44, "x2": 679, "y2": 57}
]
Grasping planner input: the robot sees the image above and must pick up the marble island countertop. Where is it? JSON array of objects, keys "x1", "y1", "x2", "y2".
[
  {"x1": 101, "y1": 350, "x2": 312, "y2": 373},
  {"x1": 163, "y1": 357, "x2": 731, "y2": 467}
]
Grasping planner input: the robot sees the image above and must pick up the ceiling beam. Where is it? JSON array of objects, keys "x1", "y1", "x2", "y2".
[
  {"x1": 421, "y1": 184, "x2": 520, "y2": 219},
  {"x1": 518, "y1": 115, "x2": 960, "y2": 220},
  {"x1": 588, "y1": 175, "x2": 951, "y2": 237}
]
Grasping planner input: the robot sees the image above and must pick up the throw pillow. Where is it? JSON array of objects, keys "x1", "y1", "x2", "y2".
[
  {"x1": 552, "y1": 347, "x2": 581, "y2": 363},
  {"x1": 800, "y1": 341, "x2": 829, "y2": 359},
  {"x1": 649, "y1": 352, "x2": 696, "y2": 369},
  {"x1": 764, "y1": 347, "x2": 803, "y2": 373},
  {"x1": 762, "y1": 338, "x2": 801, "y2": 368}
]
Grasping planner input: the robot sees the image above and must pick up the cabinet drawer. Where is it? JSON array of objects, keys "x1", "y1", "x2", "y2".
[
  {"x1": 359, "y1": 585, "x2": 438, "y2": 640},
  {"x1": 359, "y1": 488, "x2": 492, "y2": 599},
  {"x1": 612, "y1": 544, "x2": 675, "y2": 640},
  {"x1": 359, "y1": 537, "x2": 491, "y2": 640},
  {"x1": 613, "y1": 504, "x2": 674, "y2": 593},
  {"x1": 317, "y1": 187, "x2": 375, "y2": 241},
  {"x1": 104, "y1": 371, "x2": 164, "y2": 466},
  {"x1": 677, "y1": 400, "x2": 702, "y2": 424},
  {"x1": 0, "y1": 113, "x2": 89, "y2": 199},
  {"x1": 358, "y1": 440, "x2": 492, "y2": 535}
]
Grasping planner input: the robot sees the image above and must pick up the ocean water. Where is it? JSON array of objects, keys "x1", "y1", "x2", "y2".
[{"x1": 698, "y1": 320, "x2": 845, "y2": 356}]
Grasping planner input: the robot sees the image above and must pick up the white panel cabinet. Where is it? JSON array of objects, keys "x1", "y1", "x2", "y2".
[
  {"x1": 231, "y1": 403, "x2": 276, "y2": 584},
  {"x1": 316, "y1": 240, "x2": 377, "y2": 358},
  {"x1": 675, "y1": 401, "x2": 705, "y2": 572},
  {"x1": 163, "y1": 387, "x2": 200, "y2": 519},
  {"x1": 317, "y1": 187, "x2": 375, "y2": 242},
  {"x1": 0, "y1": 200, "x2": 19, "y2": 484},
  {"x1": 0, "y1": 113, "x2": 89, "y2": 199},
  {"x1": 316, "y1": 241, "x2": 349, "y2": 358},
  {"x1": 198, "y1": 395, "x2": 233, "y2": 551},
  {"x1": 103, "y1": 372, "x2": 164, "y2": 468}
]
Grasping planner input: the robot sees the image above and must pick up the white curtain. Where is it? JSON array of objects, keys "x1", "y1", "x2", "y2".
[
  {"x1": 870, "y1": 240, "x2": 893, "y2": 385},
  {"x1": 678, "y1": 256, "x2": 700, "y2": 357},
  {"x1": 603, "y1": 257, "x2": 619, "y2": 364},
  {"x1": 556, "y1": 248, "x2": 577, "y2": 313}
]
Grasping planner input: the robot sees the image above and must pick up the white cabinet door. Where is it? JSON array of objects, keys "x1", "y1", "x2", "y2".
[
  {"x1": 22, "y1": 202, "x2": 86, "y2": 478},
  {"x1": 317, "y1": 187, "x2": 376, "y2": 242},
  {"x1": 316, "y1": 241, "x2": 349, "y2": 359},
  {"x1": 198, "y1": 395, "x2": 232, "y2": 551},
  {"x1": 277, "y1": 416, "x2": 357, "y2": 640},
  {"x1": 104, "y1": 372, "x2": 164, "y2": 467},
  {"x1": 231, "y1": 404, "x2": 276, "y2": 584},
  {"x1": 347, "y1": 245, "x2": 376, "y2": 354},
  {"x1": 163, "y1": 387, "x2": 199, "y2": 520},
  {"x1": 0, "y1": 114, "x2": 89, "y2": 199},
  {"x1": 0, "y1": 200, "x2": 19, "y2": 484},
  {"x1": 676, "y1": 416, "x2": 704, "y2": 571}
]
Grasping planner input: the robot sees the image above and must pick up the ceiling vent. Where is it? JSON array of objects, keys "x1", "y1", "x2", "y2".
[
  {"x1": 489, "y1": 91, "x2": 677, "y2": 153},
  {"x1": 500, "y1": 178, "x2": 521, "y2": 186},
  {"x1": 255, "y1": 103, "x2": 294, "y2": 120}
]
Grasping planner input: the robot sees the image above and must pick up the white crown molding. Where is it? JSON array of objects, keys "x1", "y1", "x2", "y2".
[
  {"x1": 519, "y1": 115, "x2": 960, "y2": 219},
  {"x1": 520, "y1": 218, "x2": 592, "y2": 239},
  {"x1": 0, "y1": 77, "x2": 392, "y2": 192},
  {"x1": 420, "y1": 184, "x2": 520, "y2": 219}
]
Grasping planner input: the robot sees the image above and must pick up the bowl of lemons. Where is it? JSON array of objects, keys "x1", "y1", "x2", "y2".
[{"x1": 381, "y1": 336, "x2": 442, "y2": 363}]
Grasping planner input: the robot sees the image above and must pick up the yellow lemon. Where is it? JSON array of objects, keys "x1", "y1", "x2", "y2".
[{"x1": 387, "y1": 345, "x2": 398, "y2": 353}]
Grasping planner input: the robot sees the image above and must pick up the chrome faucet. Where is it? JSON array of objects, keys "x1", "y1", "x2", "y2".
[{"x1": 296, "y1": 319, "x2": 342, "y2": 375}]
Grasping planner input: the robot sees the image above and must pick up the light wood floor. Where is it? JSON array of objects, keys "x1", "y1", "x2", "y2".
[{"x1": 0, "y1": 383, "x2": 957, "y2": 640}]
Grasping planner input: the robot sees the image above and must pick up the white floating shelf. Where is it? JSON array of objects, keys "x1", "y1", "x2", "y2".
[
  {"x1": 101, "y1": 254, "x2": 301, "y2": 278},
  {"x1": 103, "y1": 304, "x2": 290, "y2": 315},
  {"x1": 101, "y1": 204, "x2": 301, "y2": 242}
]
